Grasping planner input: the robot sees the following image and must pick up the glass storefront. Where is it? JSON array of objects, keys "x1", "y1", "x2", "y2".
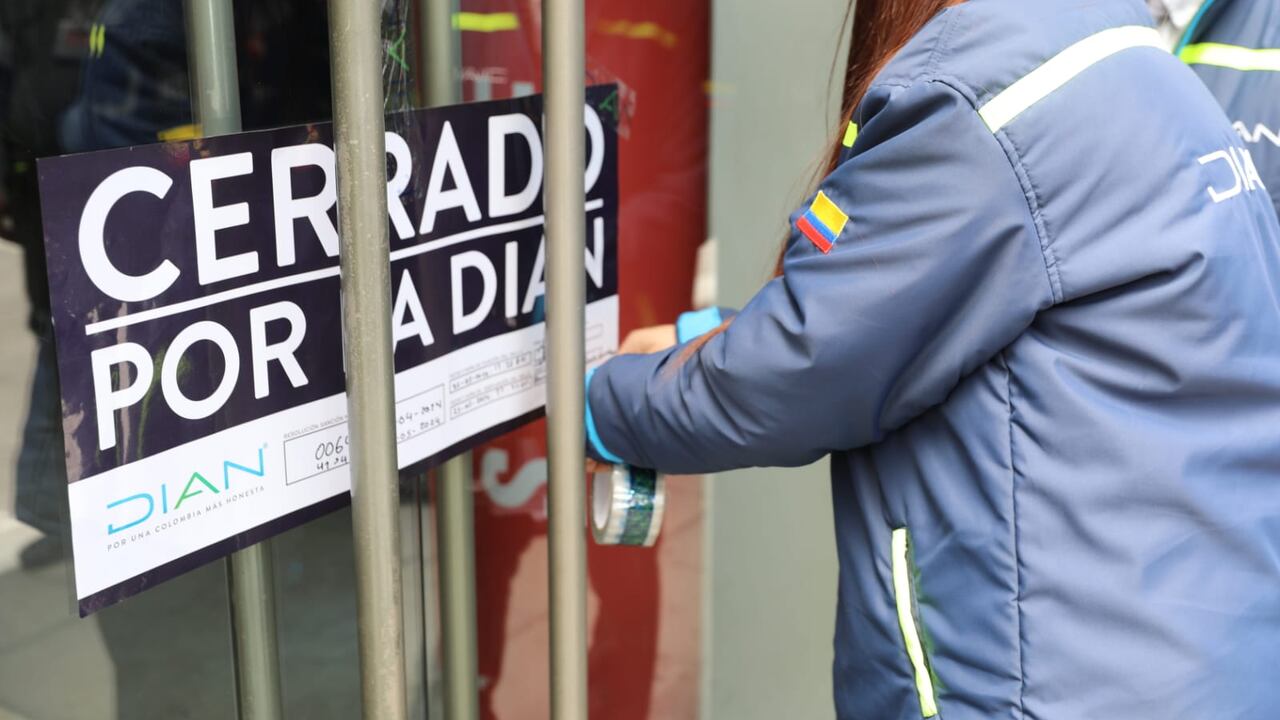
[
  {"x1": 0, "y1": 0, "x2": 716, "y2": 717},
  {"x1": 0, "y1": 2, "x2": 391, "y2": 716},
  {"x1": 457, "y1": 2, "x2": 708, "y2": 718}
]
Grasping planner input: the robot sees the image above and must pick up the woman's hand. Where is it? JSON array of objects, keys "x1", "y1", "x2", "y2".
[
  {"x1": 586, "y1": 458, "x2": 612, "y2": 475},
  {"x1": 618, "y1": 324, "x2": 677, "y2": 355}
]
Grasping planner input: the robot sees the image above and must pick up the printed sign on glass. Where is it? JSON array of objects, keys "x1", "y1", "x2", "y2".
[{"x1": 37, "y1": 89, "x2": 619, "y2": 615}]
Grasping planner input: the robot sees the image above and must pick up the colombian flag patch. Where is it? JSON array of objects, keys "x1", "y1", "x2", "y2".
[{"x1": 796, "y1": 191, "x2": 849, "y2": 254}]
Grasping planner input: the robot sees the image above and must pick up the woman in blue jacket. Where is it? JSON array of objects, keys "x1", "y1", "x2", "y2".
[{"x1": 586, "y1": 0, "x2": 1280, "y2": 717}]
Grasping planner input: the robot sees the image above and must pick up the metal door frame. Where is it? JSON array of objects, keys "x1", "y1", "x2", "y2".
[
  {"x1": 541, "y1": 0, "x2": 590, "y2": 717},
  {"x1": 183, "y1": 3, "x2": 285, "y2": 719},
  {"x1": 182, "y1": 0, "x2": 594, "y2": 715}
]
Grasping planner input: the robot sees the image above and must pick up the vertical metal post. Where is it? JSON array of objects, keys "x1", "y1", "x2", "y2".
[
  {"x1": 402, "y1": 477, "x2": 429, "y2": 720},
  {"x1": 437, "y1": 460, "x2": 478, "y2": 720},
  {"x1": 184, "y1": 3, "x2": 285, "y2": 719},
  {"x1": 327, "y1": 1, "x2": 408, "y2": 718},
  {"x1": 224, "y1": 545, "x2": 284, "y2": 720},
  {"x1": 186, "y1": 0, "x2": 241, "y2": 135},
  {"x1": 420, "y1": 1, "x2": 481, "y2": 718},
  {"x1": 422, "y1": 0, "x2": 458, "y2": 105},
  {"x1": 543, "y1": 0, "x2": 589, "y2": 717}
]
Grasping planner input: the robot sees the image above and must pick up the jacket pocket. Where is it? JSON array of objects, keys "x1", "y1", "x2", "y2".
[{"x1": 892, "y1": 527, "x2": 940, "y2": 718}]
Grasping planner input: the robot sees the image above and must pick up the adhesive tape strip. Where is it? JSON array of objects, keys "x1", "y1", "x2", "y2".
[{"x1": 591, "y1": 466, "x2": 666, "y2": 547}]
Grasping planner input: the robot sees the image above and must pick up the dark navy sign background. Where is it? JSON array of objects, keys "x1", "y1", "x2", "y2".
[{"x1": 37, "y1": 88, "x2": 619, "y2": 613}]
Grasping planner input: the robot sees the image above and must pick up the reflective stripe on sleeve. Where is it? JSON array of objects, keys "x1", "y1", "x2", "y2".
[
  {"x1": 1180, "y1": 43, "x2": 1280, "y2": 72},
  {"x1": 979, "y1": 26, "x2": 1165, "y2": 132}
]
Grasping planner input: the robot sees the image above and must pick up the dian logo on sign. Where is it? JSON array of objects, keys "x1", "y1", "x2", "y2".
[{"x1": 105, "y1": 446, "x2": 267, "y2": 535}]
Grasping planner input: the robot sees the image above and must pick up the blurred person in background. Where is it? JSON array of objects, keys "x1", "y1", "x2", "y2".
[
  {"x1": 12, "y1": 2, "x2": 335, "y2": 717},
  {"x1": 1149, "y1": 0, "x2": 1280, "y2": 214},
  {"x1": 3, "y1": 0, "x2": 332, "y2": 572},
  {"x1": 585, "y1": 0, "x2": 1280, "y2": 718},
  {"x1": 0, "y1": 0, "x2": 98, "y2": 569}
]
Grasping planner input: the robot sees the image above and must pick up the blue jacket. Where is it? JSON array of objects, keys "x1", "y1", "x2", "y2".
[
  {"x1": 586, "y1": 1, "x2": 1280, "y2": 718},
  {"x1": 1178, "y1": 0, "x2": 1280, "y2": 214}
]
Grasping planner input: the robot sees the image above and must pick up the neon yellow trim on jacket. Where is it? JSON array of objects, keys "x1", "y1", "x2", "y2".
[
  {"x1": 452, "y1": 12, "x2": 518, "y2": 33},
  {"x1": 979, "y1": 26, "x2": 1164, "y2": 132},
  {"x1": 1180, "y1": 43, "x2": 1280, "y2": 72},
  {"x1": 842, "y1": 122, "x2": 859, "y2": 148},
  {"x1": 157, "y1": 124, "x2": 202, "y2": 142},
  {"x1": 892, "y1": 528, "x2": 939, "y2": 718},
  {"x1": 89, "y1": 23, "x2": 106, "y2": 58}
]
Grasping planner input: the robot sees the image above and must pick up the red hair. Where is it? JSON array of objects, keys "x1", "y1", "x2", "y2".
[{"x1": 678, "y1": 0, "x2": 965, "y2": 362}]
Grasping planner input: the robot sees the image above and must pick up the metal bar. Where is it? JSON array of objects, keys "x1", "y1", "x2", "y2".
[
  {"x1": 185, "y1": 0, "x2": 241, "y2": 136},
  {"x1": 423, "y1": 0, "x2": 458, "y2": 104},
  {"x1": 419, "y1": 2, "x2": 481, "y2": 718},
  {"x1": 402, "y1": 477, "x2": 429, "y2": 720},
  {"x1": 542, "y1": 0, "x2": 589, "y2": 716},
  {"x1": 224, "y1": 544, "x2": 284, "y2": 720},
  {"x1": 327, "y1": 1, "x2": 408, "y2": 718},
  {"x1": 183, "y1": 3, "x2": 285, "y2": 719},
  {"x1": 419, "y1": 472, "x2": 446, "y2": 720},
  {"x1": 437, "y1": 459, "x2": 478, "y2": 720}
]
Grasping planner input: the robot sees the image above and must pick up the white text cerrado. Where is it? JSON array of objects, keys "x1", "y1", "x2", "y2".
[
  {"x1": 81, "y1": 105, "x2": 610, "y2": 454},
  {"x1": 78, "y1": 105, "x2": 607, "y2": 302}
]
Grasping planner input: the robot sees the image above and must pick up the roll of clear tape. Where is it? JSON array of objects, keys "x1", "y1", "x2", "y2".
[{"x1": 590, "y1": 466, "x2": 666, "y2": 547}]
